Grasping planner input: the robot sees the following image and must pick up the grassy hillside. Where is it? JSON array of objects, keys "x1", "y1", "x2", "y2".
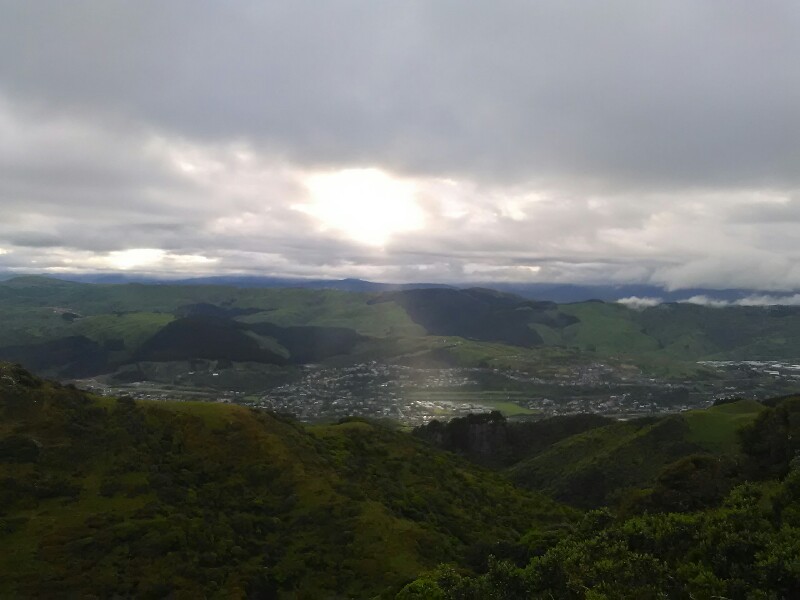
[
  {"x1": 559, "y1": 301, "x2": 662, "y2": 355},
  {"x1": 0, "y1": 363, "x2": 570, "y2": 598},
  {"x1": 0, "y1": 276, "x2": 423, "y2": 337},
  {"x1": 413, "y1": 412, "x2": 614, "y2": 468},
  {"x1": 371, "y1": 288, "x2": 556, "y2": 346},
  {"x1": 683, "y1": 399, "x2": 766, "y2": 452},
  {"x1": 72, "y1": 312, "x2": 175, "y2": 350},
  {"x1": 507, "y1": 400, "x2": 765, "y2": 508},
  {"x1": 559, "y1": 301, "x2": 800, "y2": 361},
  {"x1": 401, "y1": 396, "x2": 800, "y2": 599},
  {"x1": 2, "y1": 278, "x2": 579, "y2": 377},
  {"x1": 2, "y1": 277, "x2": 800, "y2": 383}
]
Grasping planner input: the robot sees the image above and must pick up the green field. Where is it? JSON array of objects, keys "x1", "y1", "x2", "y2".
[
  {"x1": 684, "y1": 398, "x2": 765, "y2": 452},
  {"x1": 507, "y1": 399, "x2": 766, "y2": 508},
  {"x1": 403, "y1": 389, "x2": 538, "y2": 415}
]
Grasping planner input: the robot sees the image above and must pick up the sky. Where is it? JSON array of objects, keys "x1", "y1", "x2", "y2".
[{"x1": 1, "y1": 1, "x2": 799, "y2": 289}]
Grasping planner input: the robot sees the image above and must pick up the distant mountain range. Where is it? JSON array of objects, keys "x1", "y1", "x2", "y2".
[{"x1": 2, "y1": 272, "x2": 796, "y2": 303}]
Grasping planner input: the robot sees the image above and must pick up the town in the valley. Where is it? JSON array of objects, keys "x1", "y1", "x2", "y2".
[{"x1": 75, "y1": 358, "x2": 800, "y2": 426}]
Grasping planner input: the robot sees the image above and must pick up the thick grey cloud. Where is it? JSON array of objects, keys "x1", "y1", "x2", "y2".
[{"x1": 0, "y1": 1, "x2": 799, "y2": 288}]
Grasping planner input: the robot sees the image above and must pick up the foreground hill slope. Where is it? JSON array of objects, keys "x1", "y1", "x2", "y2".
[
  {"x1": 412, "y1": 401, "x2": 767, "y2": 509},
  {"x1": 412, "y1": 411, "x2": 614, "y2": 469},
  {"x1": 401, "y1": 396, "x2": 800, "y2": 599},
  {"x1": 507, "y1": 400, "x2": 765, "y2": 508},
  {"x1": 0, "y1": 363, "x2": 569, "y2": 599}
]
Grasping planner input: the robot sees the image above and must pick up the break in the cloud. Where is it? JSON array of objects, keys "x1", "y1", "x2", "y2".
[{"x1": 1, "y1": 1, "x2": 799, "y2": 287}]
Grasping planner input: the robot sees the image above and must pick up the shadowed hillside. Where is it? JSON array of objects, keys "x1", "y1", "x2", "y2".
[
  {"x1": 370, "y1": 288, "x2": 553, "y2": 347},
  {"x1": 248, "y1": 321, "x2": 364, "y2": 364},
  {"x1": 0, "y1": 335, "x2": 108, "y2": 378},
  {"x1": 134, "y1": 316, "x2": 288, "y2": 364},
  {"x1": 413, "y1": 411, "x2": 613, "y2": 468}
]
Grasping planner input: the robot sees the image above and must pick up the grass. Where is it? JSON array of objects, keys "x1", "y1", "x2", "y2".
[
  {"x1": 402, "y1": 389, "x2": 537, "y2": 415},
  {"x1": 507, "y1": 414, "x2": 712, "y2": 507},
  {"x1": 558, "y1": 302, "x2": 661, "y2": 354},
  {"x1": 72, "y1": 312, "x2": 174, "y2": 348},
  {"x1": 0, "y1": 279, "x2": 425, "y2": 339},
  {"x1": 234, "y1": 289, "x2": 426, "y2": 337},
  {"x1": 506, "y1": 399, "x2": 769, "y2": 508},
  {"x1": 477, "y1": 399, "x2": 538, "y2": 415},
  {"x1": 683, "y1": 399, "x2": 765, "y2": 452},
  {"x1": 146, "y1": 398, "x2": 255, "y2": 427},
  {"x1": 0, "y1": 307, "x2": 73, "y2": 345}
]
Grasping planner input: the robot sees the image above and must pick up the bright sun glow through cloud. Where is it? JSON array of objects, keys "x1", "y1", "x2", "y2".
[
  {"x1": 103, "y1": 249, "x2": 217, "y2": 271},
  {"x1": 107, "y1": 248, "x2": 166, "y2": 269},
  {"x1": 299, "y1": 168, "x2": 424, "y2": 246}
]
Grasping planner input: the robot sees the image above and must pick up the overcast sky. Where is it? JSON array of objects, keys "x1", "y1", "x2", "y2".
[{"x1": 1, "y1": 1, "x2": 799, "y2": 289}]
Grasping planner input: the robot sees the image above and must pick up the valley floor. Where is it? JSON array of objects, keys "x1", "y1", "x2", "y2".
[{"x1": 73, "y1": 359, "x2": 800, "y2": 425}]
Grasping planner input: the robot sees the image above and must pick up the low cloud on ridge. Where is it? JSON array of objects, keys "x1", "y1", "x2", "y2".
[
  {"x1": 618, "y1": 293, "x2": 800, "y2": 308},
  {"x1": 617, "y1": 296, "x2": 664, "y2": 310},
  {"x1": 684, "y1": 294, "x2": 800, "y2": 307}
]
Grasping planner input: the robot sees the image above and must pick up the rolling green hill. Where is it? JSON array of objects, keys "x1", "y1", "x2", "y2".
[
  {"x1": 400, "y1": 396, "x2": 800, "y2": 599},
  {"x1": 371, "y1": 288, "x2": 566, "y2": 347},
  {"x1": 2, "y1": 276, "x2": 800, "y2": 383},
  {"x1": 558, "y1": 300, "x2": 800, "y2": 361},
  {"x1": 413, "y1": 411, "x2": 614, "y2": 468},
  {"x1": 507, "y1": 400, "x2": 766, "y2": 508},
  {"x1": 0, "y1": 363, "x2": 570, "y2": 598}
]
